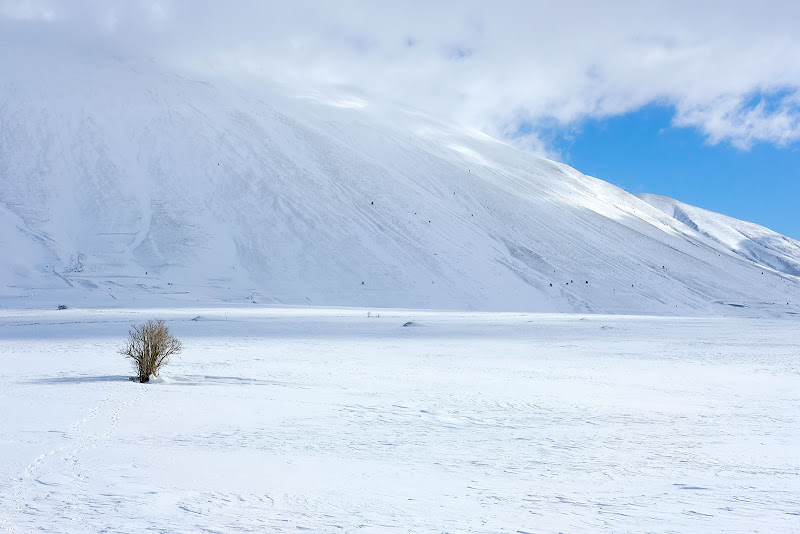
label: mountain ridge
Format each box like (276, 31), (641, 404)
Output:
(2, 49), (800, 315)
(637, 193), (800, 278)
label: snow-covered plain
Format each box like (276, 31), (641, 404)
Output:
(1, 307), (798, 533)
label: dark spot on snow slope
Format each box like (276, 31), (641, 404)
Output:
(684, 510), (714, 517)
(716, 301), (747, 308)
(674, 484), (710, 491)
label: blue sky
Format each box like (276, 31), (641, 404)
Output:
(548, 106), (800, 239)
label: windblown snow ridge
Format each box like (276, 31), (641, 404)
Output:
(637, 193), (800, 278)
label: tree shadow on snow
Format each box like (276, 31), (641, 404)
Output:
(24, 374), (131, 384)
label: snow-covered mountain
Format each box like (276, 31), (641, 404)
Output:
(638, 193), (800, 278)
(2, 47), (800, 315)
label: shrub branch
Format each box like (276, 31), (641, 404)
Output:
(120, 319), (183, 382)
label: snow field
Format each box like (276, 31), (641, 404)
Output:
(1, 307), (799, 532)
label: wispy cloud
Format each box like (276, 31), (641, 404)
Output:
(3, 0), (800, 154)
(674, 91), (800, 149)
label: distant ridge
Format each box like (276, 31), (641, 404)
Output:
(637, 193), (800, 278)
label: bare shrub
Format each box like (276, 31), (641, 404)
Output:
(120, 319), (183, 382)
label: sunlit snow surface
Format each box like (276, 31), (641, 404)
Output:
(1, 307), (798, 532)
(5, 49), (800, 315)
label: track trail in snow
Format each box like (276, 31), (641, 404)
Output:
(1, 380), (146, 534)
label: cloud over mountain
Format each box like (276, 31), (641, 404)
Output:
(3, 0), (800, 152)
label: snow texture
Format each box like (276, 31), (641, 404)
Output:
(3, 31), (800, 534)
(2, 47), (800, 315)
(1, 307), (799, 533)
(638, 193), (800, 277)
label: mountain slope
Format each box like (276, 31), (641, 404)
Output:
(638, 193), (800, 278)
(2, 48), (800, 315)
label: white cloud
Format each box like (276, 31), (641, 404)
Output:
(674, 91), (800, 149)
(0, 0), (55, 20)
(3, 0), (800, 154)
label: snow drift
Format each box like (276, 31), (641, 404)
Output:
(2, 47), (800, 315)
